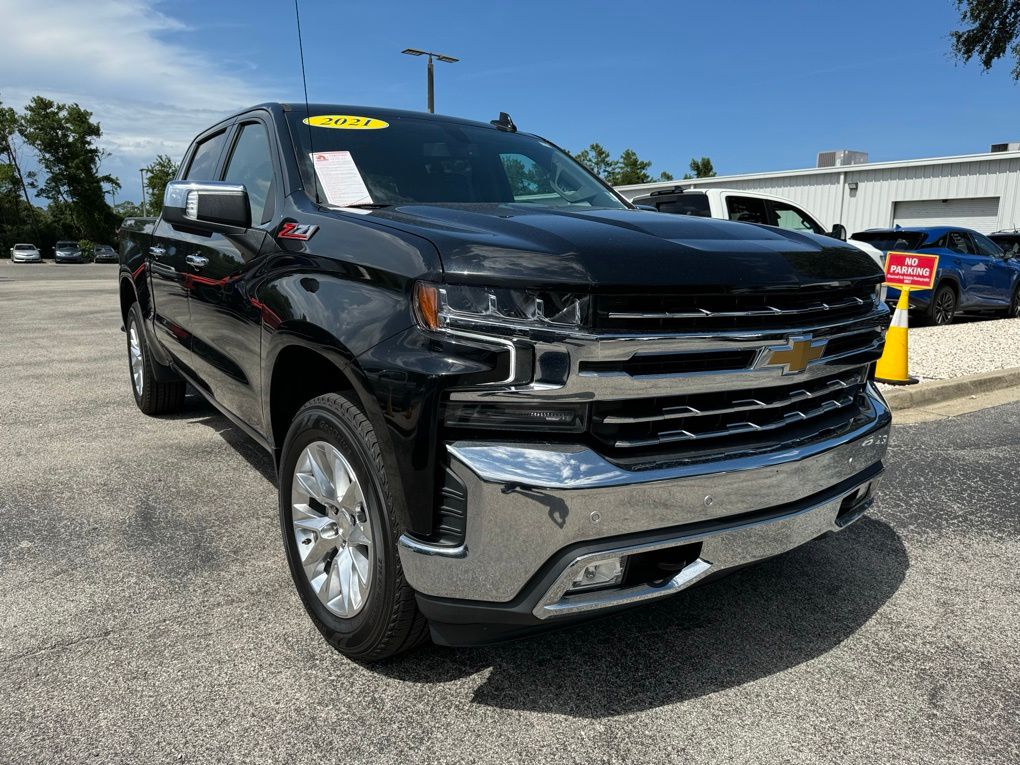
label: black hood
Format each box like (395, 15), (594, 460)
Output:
(360, 204), (883, 290)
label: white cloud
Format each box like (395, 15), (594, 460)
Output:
(0, 0), (273, 199)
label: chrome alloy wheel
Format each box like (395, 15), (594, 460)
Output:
(291, 441), (374, 618)
(128, 324), (144, 396)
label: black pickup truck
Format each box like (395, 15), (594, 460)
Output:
(118, 102), (891, 659)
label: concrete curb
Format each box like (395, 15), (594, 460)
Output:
(882, 366), (1020, 411)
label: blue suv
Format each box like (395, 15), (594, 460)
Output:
(851, 226), (1020, 325)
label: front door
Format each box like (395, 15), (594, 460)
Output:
(970, 231), (1015, 306)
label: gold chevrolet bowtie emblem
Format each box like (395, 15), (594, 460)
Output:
(762, 336), (827, 374)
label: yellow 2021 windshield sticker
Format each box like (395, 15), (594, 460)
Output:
(303, 115), (389, 130)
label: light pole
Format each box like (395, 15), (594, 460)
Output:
(401, 48), (459, 113)
(139, 168), (147, 216)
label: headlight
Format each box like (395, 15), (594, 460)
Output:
(414, 282), (588, 334)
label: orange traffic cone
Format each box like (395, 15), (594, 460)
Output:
(874, 288), (918, 385)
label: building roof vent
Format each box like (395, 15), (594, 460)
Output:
(817, 150), (869, 168)
(990, 142), (1020, 153)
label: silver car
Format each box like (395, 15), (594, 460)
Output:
(54, 240), (83, 263)
(10, 243), (41, 263)
(93, 244), (117, 263)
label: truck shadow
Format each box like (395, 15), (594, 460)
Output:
(164, 390), (278, 485)
(373, 516), (907, 718)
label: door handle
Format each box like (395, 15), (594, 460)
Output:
(148, 245), (167, 259)
(186, 254), (209, 269)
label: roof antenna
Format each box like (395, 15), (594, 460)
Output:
(294, 0), (320, 203)
(490, 112), (516, 132)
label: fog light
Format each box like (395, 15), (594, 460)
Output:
(568, 557), (625, 593)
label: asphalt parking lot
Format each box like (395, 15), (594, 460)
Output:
(1, 262), (1018, 764)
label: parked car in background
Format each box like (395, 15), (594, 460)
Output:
(989, 230), (1020, 257)
(10, 243), (41, 263)
(93, 244), (117, 263)
(54, 240), (84, 263)
(630, 187), (885, 269)
(851, 226), (1020, 324)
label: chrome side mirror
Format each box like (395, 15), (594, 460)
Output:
(163, 181), (250, 233)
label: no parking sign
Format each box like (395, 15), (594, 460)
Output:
(884, 251), (939, 289)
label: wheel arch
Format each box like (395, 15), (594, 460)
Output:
(264, 335), (415, 533)
(119, 274), (137, 325)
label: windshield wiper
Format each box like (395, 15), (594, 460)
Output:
(343, 202), (392, 209)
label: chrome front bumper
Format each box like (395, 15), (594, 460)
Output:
(399, 385), (891, 611)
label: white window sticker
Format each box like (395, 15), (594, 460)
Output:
(310, 151), (373, 207)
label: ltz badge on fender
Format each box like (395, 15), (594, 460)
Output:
(278, 222), (319, 241)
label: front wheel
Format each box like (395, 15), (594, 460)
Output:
(1007, 286), (1020, 319)
(278, 393), (427, 661)
(926, 284), (957, 326)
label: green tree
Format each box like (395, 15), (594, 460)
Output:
(682, 156), (717, 180)
(574, 143), (672, 185)
(0, 98), (34, 217)
(143, 154), (179, 215)
(573, 143), (617, 179)
(19, 96), (119, 241)
(951, 0), (1020, 78)
(611, 149), (654, 185)
(112, 200), (145, 219)
(0, 98), (42, 257)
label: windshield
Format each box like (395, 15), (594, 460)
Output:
(56, 241), (76, 248)
(287, 111), (626, 210)
(13, 244), (35, 250)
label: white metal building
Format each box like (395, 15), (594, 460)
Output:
(615, 149), (1020, 235)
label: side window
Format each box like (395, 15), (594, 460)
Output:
(726, 196), (769, 225)
(946, 231), (974, 255)
(223, 122), (276, 225)
(972, 232), (1004, 259)
(184, 131), (227, 181)
(500, 153), (555, 202)
(770, 201), (823, 233)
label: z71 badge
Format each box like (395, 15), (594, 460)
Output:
(277, 222), (319, 241)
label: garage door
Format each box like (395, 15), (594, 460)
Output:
(892, 197), (1000, 233)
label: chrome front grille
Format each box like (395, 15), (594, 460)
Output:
(595, 282), (879, 333)
(590, 368), (868, 451)
(446, 280), (890, 462)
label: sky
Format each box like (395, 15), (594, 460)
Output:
(2, 0), (1019, 206)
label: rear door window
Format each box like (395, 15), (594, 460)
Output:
(946, 231), (975, 254)
(185, 130), (227, 181)
(726, 196), (769, 225)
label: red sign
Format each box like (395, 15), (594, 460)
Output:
(884, 251), (939, 289)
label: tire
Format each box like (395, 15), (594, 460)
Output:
(1007, 286), (1020, 319)
(926, 284), (957, 326)
(278, 393), (428, 661)
(126, 302), (186, 415)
